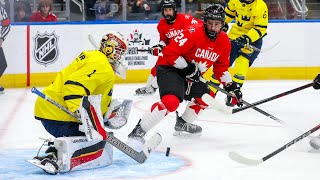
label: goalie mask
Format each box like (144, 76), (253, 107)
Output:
(203, 4), (225, 41)
(100, 32), (128, 79)
(161, 0), (177, 24)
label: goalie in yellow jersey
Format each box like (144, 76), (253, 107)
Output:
(209, 0), (268, 107)
(30, 32), (133, 174)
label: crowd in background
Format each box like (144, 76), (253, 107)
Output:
(0, 0), (317, 22)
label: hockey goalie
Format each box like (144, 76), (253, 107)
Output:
(28, 95), (132, 174)
(28, 31), (133, 174)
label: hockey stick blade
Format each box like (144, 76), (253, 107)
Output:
(201, 93), (233, 115)
(142, 133), (162, 159)
(228, 151), (263, 166)
(107, 132), (161, 163)
(88, 34), (99, 49)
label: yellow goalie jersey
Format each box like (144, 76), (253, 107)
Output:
(225, 0), (268, 42)
(34, 50), (115, 123)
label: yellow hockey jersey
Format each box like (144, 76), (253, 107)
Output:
(34, 50), (115, 123)
(225, 0), (268, 42)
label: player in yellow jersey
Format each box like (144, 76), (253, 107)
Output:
(30, 32), (132, 174)
(222, 0), (268, 106)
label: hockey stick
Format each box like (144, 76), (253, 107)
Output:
(31, 87), (161, 164)
(235, 40), (280, 53)
(88, 34), (99, 49)
(214, 82), (314, 115)
(229, 124), (320, 166)
(201, 79), (289, 125)
(137, 49), (151, 52)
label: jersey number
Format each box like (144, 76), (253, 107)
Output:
(174, 33), (187, 47)
(87, 70), (96, 78)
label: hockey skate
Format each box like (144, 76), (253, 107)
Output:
(27, 146), (60, 174)
(173, 112), (202, 137)
(0, 86), (4, 94)
(127, 122), (147, 151)
(135, 86), (157, 96)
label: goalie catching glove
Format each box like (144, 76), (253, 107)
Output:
(150, 44), (164, 56)
(224, 82), (243, 107)
(104, 98), (132, 129)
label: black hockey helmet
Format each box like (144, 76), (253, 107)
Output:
(161, 0), (177, 24)
(203, 4), (226, 40)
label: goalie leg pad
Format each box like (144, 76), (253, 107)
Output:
(54, 136), (113, 173)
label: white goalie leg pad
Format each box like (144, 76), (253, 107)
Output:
(104, 98), (132, 129)
(181, 98), (207, 124)
(54, 136), (113, 173)
(78, 95), (106, 141)
(140, 102), (168, 132)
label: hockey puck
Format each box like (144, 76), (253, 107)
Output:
(166, 147), (170, 156)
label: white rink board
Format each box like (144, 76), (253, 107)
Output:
(3, 22), (320, 75)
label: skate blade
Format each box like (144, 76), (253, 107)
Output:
(26, 159), (58, 174)
(173, 131), (201, 138)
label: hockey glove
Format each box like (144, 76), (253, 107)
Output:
(181, 63), (202, 83)
(221, 23), (229, 32)
(104, 99), (132, 129)
(150, 44), (164, 56)
(224, 82), (243, 107)
(235, 35), (252, 46)
(313, 73), (320, 90)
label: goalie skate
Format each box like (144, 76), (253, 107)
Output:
(173, 112), (202, 137)
(135, 86), (157, 96)
(26, 157), (60, 175)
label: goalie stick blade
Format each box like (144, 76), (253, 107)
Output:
(201, 93), (233, 115)
(228, 151), (263, 166)
(142, 133), (162, 159)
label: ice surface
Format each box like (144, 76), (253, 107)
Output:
(0, 80), (319, 180)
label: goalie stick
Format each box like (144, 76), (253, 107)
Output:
(229, 124), (320, 166)
(31, 87), (161, 164)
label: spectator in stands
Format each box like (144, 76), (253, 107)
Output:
(29, 0), (58, 22)
(14, 1), (30, 22)
(94, 0), (120, 20)
(129, 0), (151, 20)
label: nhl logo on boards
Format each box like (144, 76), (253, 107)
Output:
(33, 31), (59, 66)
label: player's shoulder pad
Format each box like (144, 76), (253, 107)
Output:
(186, 24), (202, 34)
(254, 0), (268, 12)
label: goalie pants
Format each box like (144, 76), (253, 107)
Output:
(156, 65), (210, 102)
(230, 38), (263, 67)
(40, 119), (85, 138)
